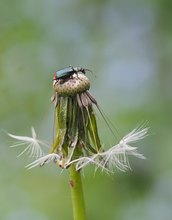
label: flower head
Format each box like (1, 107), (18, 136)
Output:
(50, 73), (102, 168)
(9, 69), (148, 173)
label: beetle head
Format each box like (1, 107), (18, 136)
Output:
(53, 72), (57, 81)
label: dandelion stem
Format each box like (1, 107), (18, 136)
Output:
(69, 164), (87, 220)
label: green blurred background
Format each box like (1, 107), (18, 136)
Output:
(1, 0), (172, 219)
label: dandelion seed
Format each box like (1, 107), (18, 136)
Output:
(68, 127), (148, 172)
(26, 153), (60, 169)
(120, 126), (148, 144)
(8, 127), (45, 158)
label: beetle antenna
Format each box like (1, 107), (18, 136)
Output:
(85, 68), (96, 78)
(85, 68), (93, 74)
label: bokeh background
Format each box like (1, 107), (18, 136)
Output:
(1, 0), (172, 219)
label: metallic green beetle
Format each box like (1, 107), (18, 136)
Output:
(53, 66), (92, 80)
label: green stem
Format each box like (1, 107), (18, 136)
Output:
(69, 164), (87, 220)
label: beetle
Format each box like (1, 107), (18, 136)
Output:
(53, 66), (92, 81)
